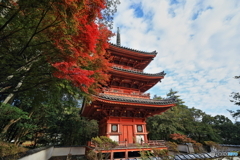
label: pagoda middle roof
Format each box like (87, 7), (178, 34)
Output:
(112, 66), (166, 77)
(110, 43), (157, 55)
(97, 93), (177, 105)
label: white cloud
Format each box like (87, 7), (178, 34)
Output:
(111, 0), (240, 122)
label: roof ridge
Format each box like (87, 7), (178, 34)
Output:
(109, 43), (157, 55)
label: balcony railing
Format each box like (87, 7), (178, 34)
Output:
(112, 65), (142, 73)
(88, 140), (167, 150)
(103, 88), (150, 99)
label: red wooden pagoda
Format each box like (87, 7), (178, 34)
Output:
(81, 29), (176, 159)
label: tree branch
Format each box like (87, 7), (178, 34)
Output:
(17, 5), (52, 56)
(0, 8), (21, 32)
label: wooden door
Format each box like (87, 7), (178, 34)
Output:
(123, 125), (134, 143)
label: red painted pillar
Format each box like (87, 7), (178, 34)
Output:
(110, 151), (114, 160)
(125, 151), (128, 159)
(143, 124), (148, 143)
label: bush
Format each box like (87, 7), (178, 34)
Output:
(0, 141), (28, 159)
(87, 136), (118, 160)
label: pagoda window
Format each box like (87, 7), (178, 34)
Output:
(113, 111), (119, 116)
(110, 110), (114, 116)
(114, 60), (119, 64)
(110, 110), (120, 116)
(137, 125), (143, 132)
(133, 84), (138, 89)
(111, 124), (118, 132)
(112, 81), (119, 86)
(136, 112), (143, 118)
(126, 110), (133, 117)
(122, 83), (130, 88)
(122, 111), (127, 117)
(121, 62), (127, 66)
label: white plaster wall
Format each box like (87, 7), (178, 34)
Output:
(136, 135), (144, 143)
(19, 147), (54, 160)
(51, 147), (85, 156)
(186, 143), (194, 153)
(110, 135), (119, 142)
(224, 157), (240, 160)
(222, 146), (240, 151)
(212, 156), (240, 160)
(177, 144), (188, 153)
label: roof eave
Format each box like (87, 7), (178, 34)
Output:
(109, 43), (158, 56)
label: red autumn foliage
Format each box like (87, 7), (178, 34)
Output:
(169, 133), (196, 144)
(5, 0), (113, 94)
(45, 0), (113, 93)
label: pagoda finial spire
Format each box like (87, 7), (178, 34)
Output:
(116, 27), (121, 46)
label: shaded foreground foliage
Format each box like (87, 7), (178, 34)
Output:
(0, 101), (98, 147)
(0, 141), (28, 158)
(86, 136), (118, 160)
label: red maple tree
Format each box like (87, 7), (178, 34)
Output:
(48, 0), (113, 93)
(169, 133), (196, 144)
(19, 0), (113, 94)
(1, 0), (114, 96)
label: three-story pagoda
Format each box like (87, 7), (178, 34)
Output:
(81, 29), (177, 159)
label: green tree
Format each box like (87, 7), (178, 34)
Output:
(147, 89), (187, 140)
(57, 110), (98, 146)
(147, 89), (222, 143)
(0, 80), (80, 145)
(183, 108), (221, 143)
(147, 105), (189, 140)
(229, 76), (240, 119)
(166, 89), (185, 105)
(0, 103), (29, 137)
(212, 115), (240, 144)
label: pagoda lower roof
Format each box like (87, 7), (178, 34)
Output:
(97, 93), (177, 105)
(112, 66), (166, 77)
(110, 43), (157, 55)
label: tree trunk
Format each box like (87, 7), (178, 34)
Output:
(0, 54), (39, 102)
(33, 132), (38, 148)
(5, 123), (17, 142)
(14, 129), (29, 146)
(1, 118), (21, 135)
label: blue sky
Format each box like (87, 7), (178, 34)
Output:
(110, 0), (240, 121)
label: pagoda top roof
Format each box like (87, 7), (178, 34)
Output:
(97, 93), (177, 105)
(112, 66), (166, 77)
(109, 43), (157, 55)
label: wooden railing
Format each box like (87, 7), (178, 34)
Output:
(88, 140), (166, 149)
(103, 89), (150, 99)
(148, 140), (166, 147)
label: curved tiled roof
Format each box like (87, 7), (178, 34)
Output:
(112, 66), (166, 77)
(110, 43), (157, 55)
(98, 93), (177, 105)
